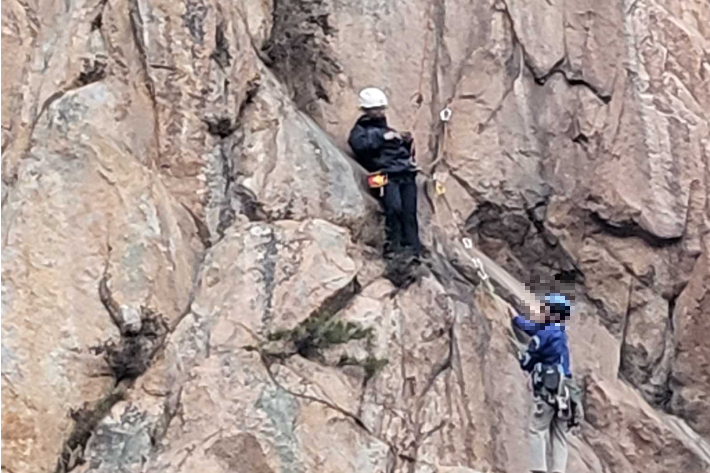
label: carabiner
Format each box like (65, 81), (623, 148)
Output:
(440, 107), (452, 122)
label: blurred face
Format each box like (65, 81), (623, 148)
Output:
(542, 304), (560, 323)
(364, 107), (386, 118)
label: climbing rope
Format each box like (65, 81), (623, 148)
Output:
(462, 239), (489, 280)
(418, 105), (504, 303)
(462, 232), (530, 357)
(414, 105), (452, 194)
(417, 105), (497, 295)
(410, 101), (539, 367)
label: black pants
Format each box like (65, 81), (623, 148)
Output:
(382, 173), (420, 255)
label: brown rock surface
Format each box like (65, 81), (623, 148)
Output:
(1, 80), (200, 472)
(671, 252), (710, 437)
(2, 0), (709, 472)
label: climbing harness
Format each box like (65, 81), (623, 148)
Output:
(532, 363), (564, 404)
(367, 171), (389, 197)
(531, 363), (576, 424)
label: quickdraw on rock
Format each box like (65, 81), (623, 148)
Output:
(431, 107), (453, 195)
(433, 171), (447, 196)
(471, 257), (490, 282)
(460, 237), (495, 293)
(463, 236), (530, 359)
(439, 107), (452, 122)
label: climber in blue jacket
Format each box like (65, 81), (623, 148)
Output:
(513, 293), (572, 378)
(511, 293), (581, 473)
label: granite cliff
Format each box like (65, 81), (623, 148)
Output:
(2, 0), (710, 472)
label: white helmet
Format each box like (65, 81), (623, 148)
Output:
(358, 87), (388, 109)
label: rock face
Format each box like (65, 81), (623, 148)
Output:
(2, 1), (709, 473)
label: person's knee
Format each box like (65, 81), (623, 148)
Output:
(384, 202), (402, 217)
(392, 206), (405, 218)
(528, 417), (549, 435)
(528, 426), (545, 436)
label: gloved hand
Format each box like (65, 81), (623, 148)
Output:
(567, 405), (581, 434)
(384, 131), (401, 140)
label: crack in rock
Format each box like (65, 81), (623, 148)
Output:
(262, 0), (341, 115)
(590, 211), (683, 248)
(54, 271), (174, 471)
(54, 383), (129, 473)
(497, 0), (612, 104)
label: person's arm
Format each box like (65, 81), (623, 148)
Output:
(384, 130), (402, 140)
(348, 125), (386, 155)
(400, 132), (415, 159)
(512, 314), (541, 337)
(519, 330), (549, 372)
(509, 293), (545, 324)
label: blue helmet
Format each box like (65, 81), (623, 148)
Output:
(543, 293), (571, 318)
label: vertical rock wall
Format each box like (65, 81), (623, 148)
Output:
(2, 1), (709, 472)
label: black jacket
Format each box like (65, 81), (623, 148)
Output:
(348, 115), (415, 174)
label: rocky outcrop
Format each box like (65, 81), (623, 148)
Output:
(671, 252), (710, 437)
(1, 77), (200, 472)
(301, 0), (710, 425)
(2, 0), (709, 472)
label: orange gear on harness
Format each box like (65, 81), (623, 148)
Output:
(367, 172), (389, 196)
(367, 172), (388, 188)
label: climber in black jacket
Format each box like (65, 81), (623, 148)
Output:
(348, 87), (421, 259)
